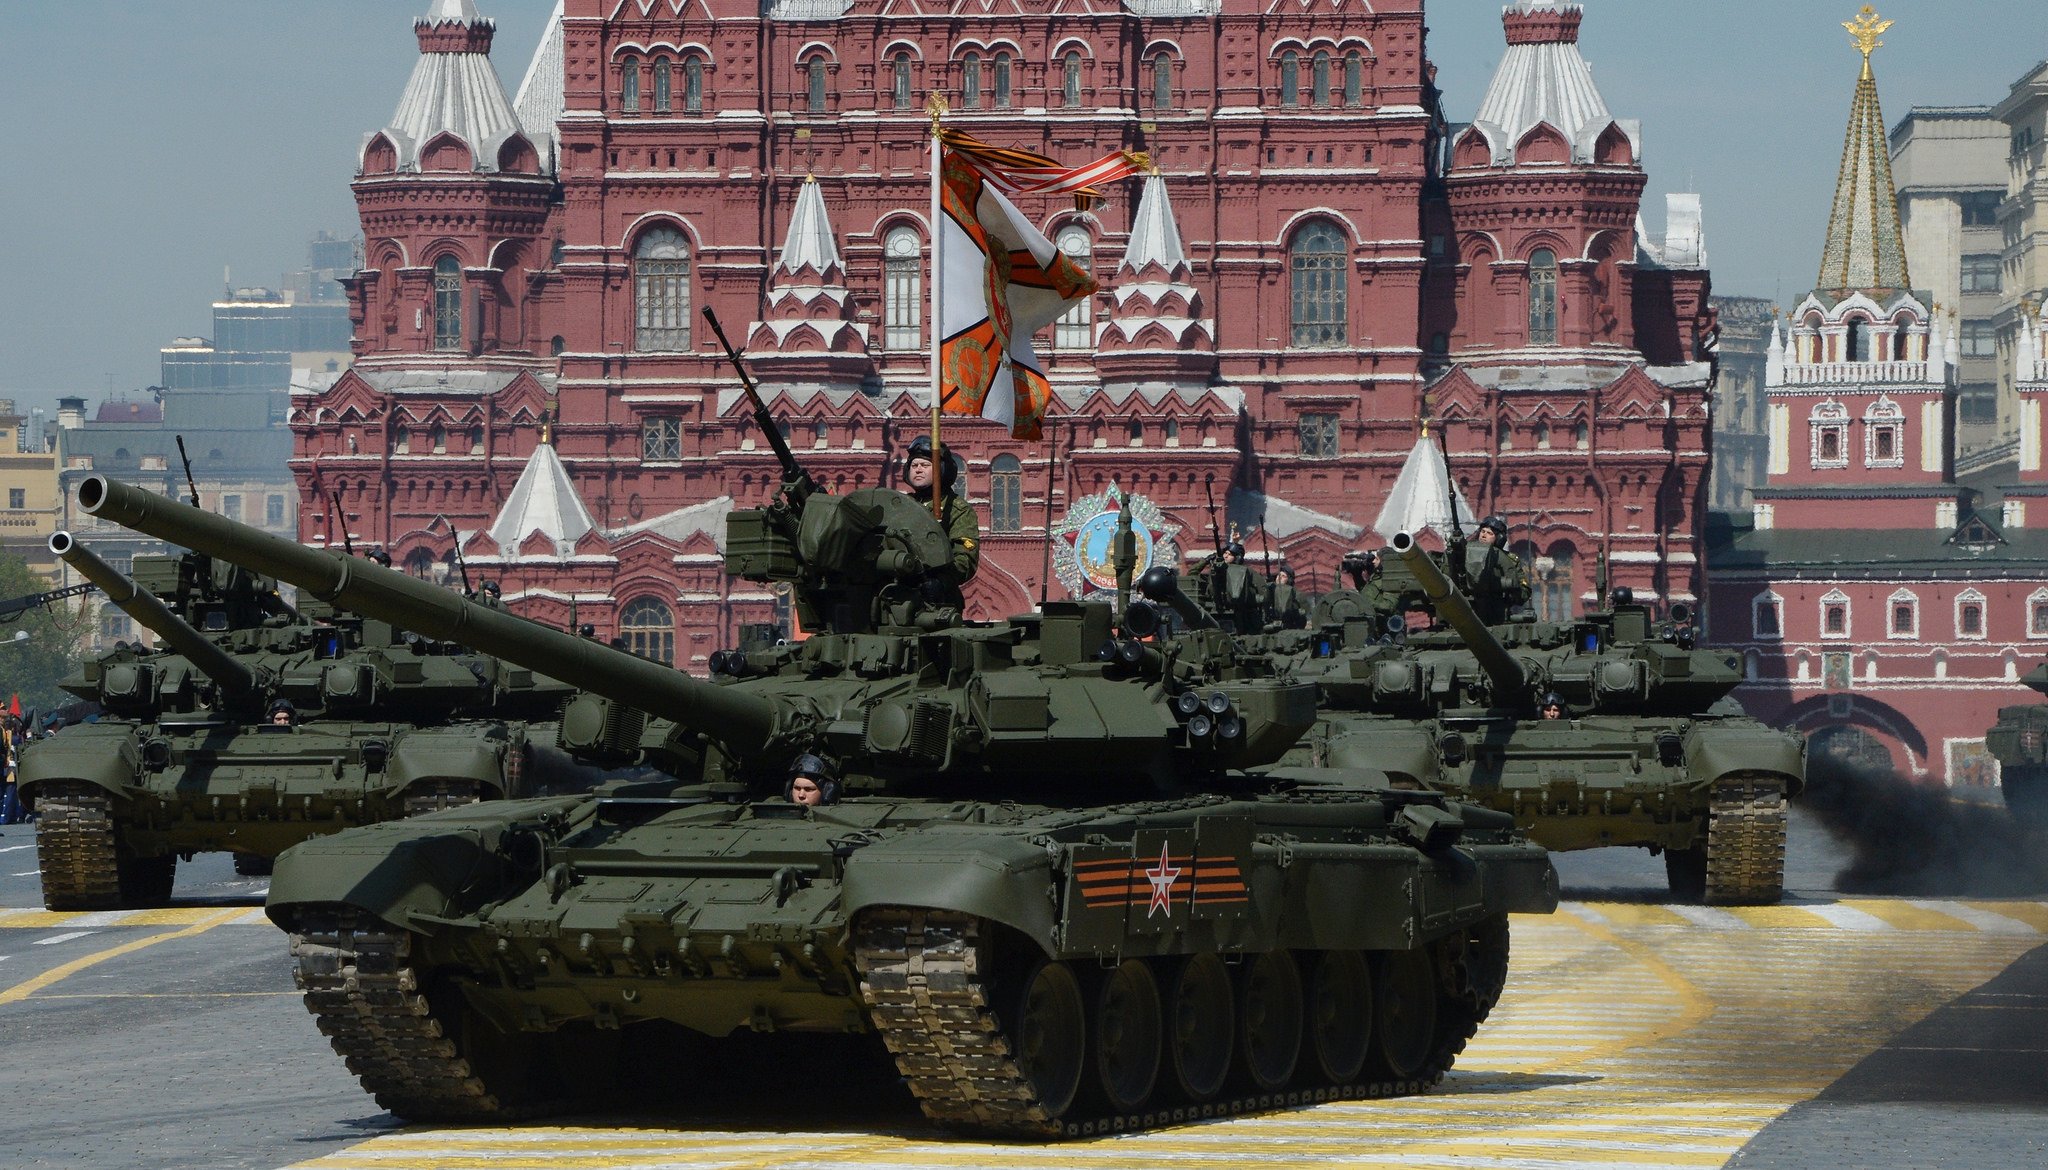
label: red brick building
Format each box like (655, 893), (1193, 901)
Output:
(1708, 18), (2048, 791)
(292, 0), (1715, 667)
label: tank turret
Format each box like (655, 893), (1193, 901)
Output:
(1390, 530), (1526, 702)
(1986, 661), (2048, 826)
(50, 531), (259, 698)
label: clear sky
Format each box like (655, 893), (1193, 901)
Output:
(0, 1), (2041, 415)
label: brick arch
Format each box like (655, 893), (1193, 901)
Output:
(1514, 121), (1569, 165)
(419, 131), (474, 172)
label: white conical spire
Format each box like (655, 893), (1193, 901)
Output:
(1374, 436), (1478, 542)
(367, 0), (523, 174)
(1121, 172), (1187, 274)
(776, 177), (841, 275)
(1765, 316), (1785, 387)
(475, 441), (594, 559)
(421, 0), (485, 24)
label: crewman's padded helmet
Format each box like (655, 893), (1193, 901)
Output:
(480, 580), (503, 598)
(904, 435), (959, 491)
(1539, 691), (1566, 711)
(784, 752), (841, 804)
(1226, 541), (1247, 561)
(365, 548), (393, 567)
(266, 698), (296, 724)
(1478, 515), (1509, 540)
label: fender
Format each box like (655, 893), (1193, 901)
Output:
(1686, 721), (1807, 796)
(840, 833), (1057, 950)
(265, 795), (598, 932)
(16, 724), (142, 802)
(386, 725), (515, 800)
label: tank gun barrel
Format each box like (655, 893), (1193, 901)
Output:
(77, 477), (787, 753)
(1390, 530), (1525, 699)
(50, 530), (258, 695)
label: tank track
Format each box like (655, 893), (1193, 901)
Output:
(854, 908), (1497, 1139)
(1702, 773), (1788, 905)
(35, 781), (124, 910)
(288, 908), (555, 1124)
(403, 780), (482, 818)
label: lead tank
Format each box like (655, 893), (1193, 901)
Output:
(1284, 532), (1806, 904)
(1985, 662), (2048, 827)
(19, 532), (573, 908)
(80, 461), (1557, 1138)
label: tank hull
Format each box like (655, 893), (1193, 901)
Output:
(1308, 713), (1805, 902)
(269, 786), (1556, 1136)
(21, 718), (537, 907)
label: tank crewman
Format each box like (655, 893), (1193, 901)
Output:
(475, 580), (505, 610)
(784, 752), (840, 806)
(1467, 515), (1532, 623)
(903, 435), (980, 608)
(365, 548), (393, 568)
(1268, 568), (1308, 630)
(266, 699), (297, 728)
(1539, 692), (1568, 721)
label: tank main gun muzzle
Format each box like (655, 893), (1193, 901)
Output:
(76, 477), (788, 756)
(50, 530), (258, 697)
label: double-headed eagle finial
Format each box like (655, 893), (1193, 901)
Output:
(1844, 6), (1891, 60)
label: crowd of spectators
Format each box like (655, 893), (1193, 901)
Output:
(0, 713), (30, 825)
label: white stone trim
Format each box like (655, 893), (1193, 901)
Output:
(1886, 587), (1919, 640)
(1955, 587), (1988, 641)
(1819, 588), (1851, 640)
(1752, 589), (1784, 642)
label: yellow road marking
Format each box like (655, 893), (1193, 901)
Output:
(0, 908), (244, 1006)
(1525, 908), (1714, 1072)
(1580, 902), (1688, 927)
(1723, 904), (1839, 929)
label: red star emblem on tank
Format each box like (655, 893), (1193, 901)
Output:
(1144, 843), (1183, 919)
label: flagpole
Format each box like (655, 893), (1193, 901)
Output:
(925, 94), (948, 522)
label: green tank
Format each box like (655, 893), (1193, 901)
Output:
(18, 531), (573, 908)
(1285, 532), (1806, 905)
(78, 468), (1557, 1138)
(1985, 662), (2048, 827)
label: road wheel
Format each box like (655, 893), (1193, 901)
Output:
(1087, 959), (1162, 1114)
(1004, 958), (1087, 1120)
(1235, 950), (1304, 1093)
(1306, 949), (1373, 1084)
(1164, 952), (1234, 1103)
(1371, 947), (1438, 1082)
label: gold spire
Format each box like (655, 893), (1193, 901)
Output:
(1816, 5), (1910, 295)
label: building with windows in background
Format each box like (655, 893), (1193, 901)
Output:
(0, 400), (62, 581)
(1709, 12), (2048, 795)
(289, 0), (1716, 664)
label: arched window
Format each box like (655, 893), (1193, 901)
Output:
(633, 226), (691, 351)
(432, 255), (463, 351)
(1512, 543), (1575, 623)
(393, 426), (410, 455)
(1312, 51), (1331, 108)
(405, 548), (435, 580)
(990, 453), (1022, 533)
(992, 53), (1013, 108)
(683, 57), (704, 113)
(1288, 221), (1347, 348)
(883, 225), (922, 350)
(806, 56), (827, 113)
(470, 426), (485, 455)
(1344, 52), (1363, 106)
(961, 52), (982, 109)
(1846, 317), (1870, 362)
(620, 597), (675, 665)
(891, 53), (912, 111)
(1280, 51), (1299, 106)
(1062, 51), (1082, 107)
(1152, 52), (1172, 110)
(1527, 248), (1558, 345)
(652, 59), (671, 112)
(430, 424), (447, 454)
(1054, 226), (1093, 349)
(621, 56), (640, 112)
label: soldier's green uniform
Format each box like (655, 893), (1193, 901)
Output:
(904, 434), (979, 609)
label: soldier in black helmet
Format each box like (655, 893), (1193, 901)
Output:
(784, 752), (840, 807)
(902, 434), (980, 609)
(1466, 514), (1531, 622)
(365, 548), (393, 568)
(1539, 692), (1568, 720)
(266, 698), (297, 728)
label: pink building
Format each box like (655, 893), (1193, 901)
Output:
(1708, 22), (2048, 791)
(292, 0), (1715, 667)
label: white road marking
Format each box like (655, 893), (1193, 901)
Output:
(1800, 902), (1893, 931)
(0, 843), (38, 854)
(12, 870), (40, 877)
(33, 931), (98, 946)
(1667, 905), (1751, 930)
